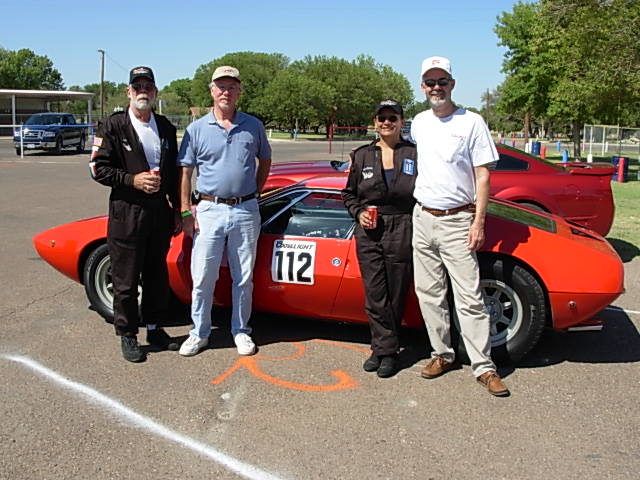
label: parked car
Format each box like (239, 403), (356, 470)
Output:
(13, 112), (86, 155)
(33, 173), (623, 363)
(264, 144), (616, 236)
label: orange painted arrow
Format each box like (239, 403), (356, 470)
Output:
(210, 340), (369, 392)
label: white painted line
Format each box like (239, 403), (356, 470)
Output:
(2, 354), (285, 480)
(605, 306), (640, 315)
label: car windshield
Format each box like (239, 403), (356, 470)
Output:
(25, 115), (63, 125)
(261, 190), (355, 239)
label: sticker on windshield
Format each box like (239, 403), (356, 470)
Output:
(271, 239), (316, 285)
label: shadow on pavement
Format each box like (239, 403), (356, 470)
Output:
(607, 237), (639, 262)
(518, 310), (640, 368)
(164, 302), (639, 374)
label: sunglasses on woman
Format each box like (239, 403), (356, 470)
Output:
(376, 115), (399, 123)
(422, 78), (452, 88)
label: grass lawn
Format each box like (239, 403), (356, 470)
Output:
(608, 181), (640, 261)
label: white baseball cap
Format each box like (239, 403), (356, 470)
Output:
(421, 56), (452, 77)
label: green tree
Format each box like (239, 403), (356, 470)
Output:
(160, 78), (193, 115)
(542, 0), (640, 155)
(494, 1), (550, 142)
(254, 69), (335, 130)
(0, 47), (64, 89)
(291, 55), (413, 132)
(495, 0), (640, 156)
(190, 52), (289, 116)
(66, 81), (127, 117)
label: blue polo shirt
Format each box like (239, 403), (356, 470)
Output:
(178, 111), (272, 198)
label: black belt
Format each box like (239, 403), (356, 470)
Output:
(199, 192), (257, 206)
(418, 202), (475, 217)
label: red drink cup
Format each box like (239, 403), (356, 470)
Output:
(366, 206), (378, 229)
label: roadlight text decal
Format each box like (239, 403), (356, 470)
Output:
(271, 239), (316, 285)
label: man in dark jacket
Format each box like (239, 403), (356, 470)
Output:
(90, 66), (181, 362)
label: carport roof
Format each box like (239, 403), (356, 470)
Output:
(0, 89), (94, 100)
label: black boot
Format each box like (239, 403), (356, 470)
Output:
(377, 355), (398, 378)
(121, 336), (146, 362)
(363, 353), (380, 372)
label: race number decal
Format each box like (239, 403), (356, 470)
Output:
(271, 239), (316, 285)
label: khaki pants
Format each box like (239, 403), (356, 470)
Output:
(412, 204), (495, 377)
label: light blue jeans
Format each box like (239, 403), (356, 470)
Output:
(189, 198), (261, 339)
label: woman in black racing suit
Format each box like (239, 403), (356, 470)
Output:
(342, 100), (417, 378)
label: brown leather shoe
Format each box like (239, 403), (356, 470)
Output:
(421, 355), (454, 379)
(476, 371), (510, 397)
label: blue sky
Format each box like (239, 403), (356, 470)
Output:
(2, 0), (519, 108)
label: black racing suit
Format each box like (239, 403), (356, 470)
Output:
(342, 139), (417, 356)
(90, 108), (179, 337)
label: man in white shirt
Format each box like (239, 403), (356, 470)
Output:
(411, 56), (509, 396)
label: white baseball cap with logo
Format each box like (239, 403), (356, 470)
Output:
(421, 56), (452, 77)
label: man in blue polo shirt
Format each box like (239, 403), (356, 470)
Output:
(177, 65), (272, 357)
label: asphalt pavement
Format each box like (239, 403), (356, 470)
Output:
(1, 138), (638, 480)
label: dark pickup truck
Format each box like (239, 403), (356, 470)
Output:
(14, 113), (86, 155)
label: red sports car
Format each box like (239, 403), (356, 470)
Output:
(33, 174), (624, 363)
(264, 144), (616, 236)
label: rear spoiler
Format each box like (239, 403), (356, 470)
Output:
(562, 162), (615, 176)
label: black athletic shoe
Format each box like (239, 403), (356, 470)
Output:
(377, 355), (398, 378)
(363, 353), (381, 372)
(147, 328), (179, 351)
(121, 336), (146, 363)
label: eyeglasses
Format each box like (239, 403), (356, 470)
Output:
(131, 82), (155, 91)
(376, 115), (399, 123)
(213, 83), (240, 92)
(422, 77), (452, 88)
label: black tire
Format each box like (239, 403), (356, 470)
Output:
(76, 134), (86, 153)
(83, 244), (115, 322)
(53, 136), (63, 155)
(15, 147), (21, 156)
(453, 257), (547, 364)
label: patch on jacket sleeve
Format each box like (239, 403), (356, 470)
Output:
(362, 166), (374, 180)
(403, 158), (415, 175)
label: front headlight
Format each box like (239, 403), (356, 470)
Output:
(43, 131), (56, 137)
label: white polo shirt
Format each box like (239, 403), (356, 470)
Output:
(411, 108), (498, 209)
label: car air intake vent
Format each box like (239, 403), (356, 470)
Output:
(570, 227), (602, 241)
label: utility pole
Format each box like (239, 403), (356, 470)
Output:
(97, 49), (105, 119)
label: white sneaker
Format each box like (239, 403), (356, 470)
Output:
(179, 335), (208, 356)
(234, 333), (255, 355)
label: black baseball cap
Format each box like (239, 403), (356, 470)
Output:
(374, 99), (403, 117)
(129, 66), (155, 84)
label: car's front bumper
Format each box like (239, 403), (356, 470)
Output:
(14, 141), (56, 149)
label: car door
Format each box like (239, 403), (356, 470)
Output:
(252, 189), (355, 320)
(64, 115), (80, 146)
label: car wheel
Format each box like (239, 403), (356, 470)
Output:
(452, 257), (547, 364)
(53, 136), (63, 155)
(77, 135), (86, 153)
(83, 244), (115, 322)
(15, 147), (21, 156)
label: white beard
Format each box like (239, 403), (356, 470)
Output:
(134, 97), (154, 111)
(428, 95), (447, 108)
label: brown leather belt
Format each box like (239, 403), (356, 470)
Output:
(419, 202), (475, 217)
(199, 192), (257, 206)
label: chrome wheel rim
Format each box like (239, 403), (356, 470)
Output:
(482, 279), (524, 347)
(94, 255), (114, 315)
